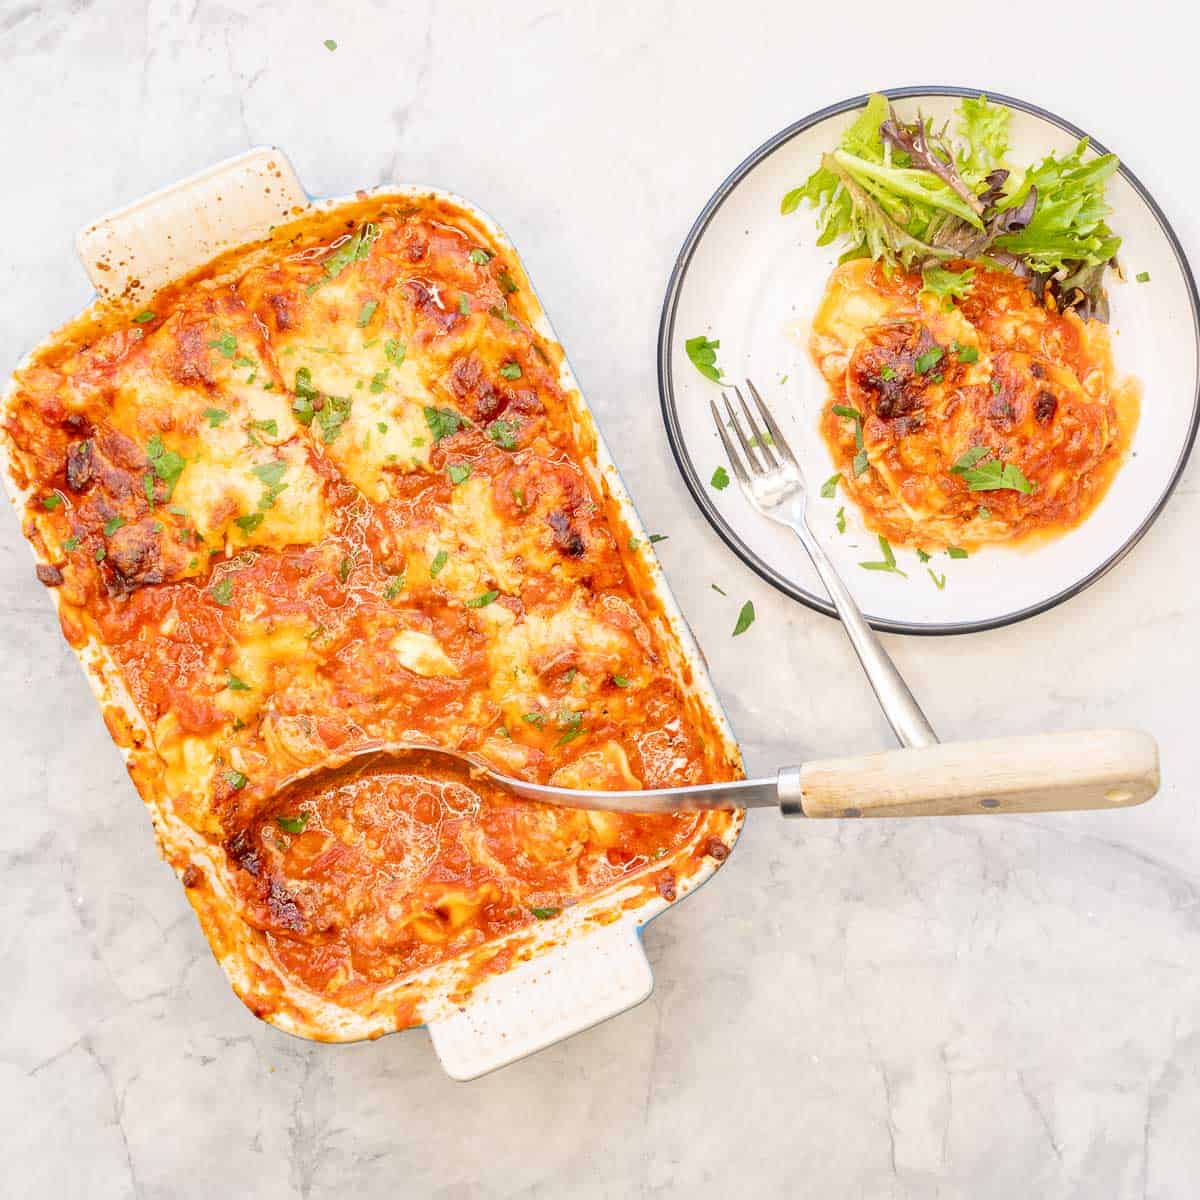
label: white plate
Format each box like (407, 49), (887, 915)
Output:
(658, 87), (1200, 635)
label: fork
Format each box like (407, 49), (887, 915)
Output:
(711, 379), (939, 749)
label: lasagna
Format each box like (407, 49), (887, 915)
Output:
(810, 260), (1139, 548)
(2, 195), (741, 1038)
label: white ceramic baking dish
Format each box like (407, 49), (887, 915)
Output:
(2, 148), (744, 1079)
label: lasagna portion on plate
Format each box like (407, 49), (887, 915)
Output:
(810, 259), (1139, 548)
(2, 196), (739, 1036)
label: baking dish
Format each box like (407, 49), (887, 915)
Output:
(0, 148), (744, 1079)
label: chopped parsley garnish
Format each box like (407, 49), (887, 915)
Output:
(457, 293), (471, 316)
(522, 712), (545, 727)
(466, 589), (499, 608)
(486, 420), (519, 450)
(978, 506), (991, 519)
(835, 506), (846, 534)
(950, 447), (1035, 493)
(94, 546), (106, 562)
(531, 907), (560, 919)
(208, 332), (237, 359)
(63, 535), (81, 551)
(103, 515), (125, 536)
(952, 341), (979, 363)
(859, 535), (907, 576)
(914, 346), (944, 375)
(684, 335), (723, 383)
(488, 302), (520, 330)
(307, 223), (380, 293)
(384, 339), (406, 367)
(133, 310), (156, 324)
(853, 449), (870, 477)
(990, 378), (1002, 395)
(424, 406), (465, 442)
(879, 365), (897, 381)
(498, 270), (518, 294)
(210, 577), (234, 605)
(42, 494), (63, 511)
(369, 370), (389, 393)
(338, 555), (354, 583)
(447, 462), (471, 485)
(916, 548), (931, 562)
(711, 465), (731, 490)
(711, 583), (727, 596)
(251, 460), (287, 487)
(732, 600), (755, 636)
(356, 299), (378, 327)
(377, 422), (388, 433)
(928, 569), (947, 589)
(429, 550), (448, 577)
(277, 812), (310, 833)
(252, 418), (278, 437)
(316, 395), (352, 444)
(383, 575), (405, 600)
(224, 769), (248, 791)
(225, 673), (251, 691)
(556, 711), (584, 746)
(203, 407), (229, 427)
(612, 675), (632, 688)
(323, 38), (337, 51)
(235, 512), (264, 534)
(648, 534), (668, 544)
(1136, 271), (1150, 283)
(145, 435), (185, 500)
(469, 247), (493, 265)
(947, 546), (968, 559)
(499, 361), (522, 380)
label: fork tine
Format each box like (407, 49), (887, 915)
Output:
(744, 378), (798, 467)
(721, 392), (764, 474)
(709, 399), (751, 487)
(734, 385), (780, 470)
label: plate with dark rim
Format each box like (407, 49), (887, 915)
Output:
(658, 86), (1200, 635)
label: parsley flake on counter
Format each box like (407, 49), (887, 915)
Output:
(711, 583), (727, 596)
(916, 548), (931, 562)
(323, 38), (337, 51)
(820, 473), (841, 498)
(648, 534), (668, 544)
(1136, 271), (1150, 283)
(928, 568), (947, 590)
(835, 506), (846, 533)
(684, 335), (723, 383)
(947, 546), (968, 559)
(711, 465), (731, 490)
(859, 535), (907, 576)
(732, 600), (755, 636)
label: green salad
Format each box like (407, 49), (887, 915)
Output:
(782, 94), (1122, 320)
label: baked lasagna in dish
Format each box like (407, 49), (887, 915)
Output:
(811, 259), (1138, 548)
(1, 195), (741, 1039)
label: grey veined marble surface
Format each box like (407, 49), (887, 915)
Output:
(2, 2), (1199, 1197)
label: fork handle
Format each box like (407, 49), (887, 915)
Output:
(790, 521), (939, 748)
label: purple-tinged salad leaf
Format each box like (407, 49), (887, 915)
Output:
(782, 94), (1122, 319)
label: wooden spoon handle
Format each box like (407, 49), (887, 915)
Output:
(794, 729), (1159, 819)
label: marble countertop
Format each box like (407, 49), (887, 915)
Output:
(2, 2), (1198, 1196)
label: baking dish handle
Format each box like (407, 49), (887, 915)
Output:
(425, 919), (653, 1080)
(75, 147), (308, 300)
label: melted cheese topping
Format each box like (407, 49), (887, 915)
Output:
(810, 260), (1139, 548)
(3, 196), (739, 1035)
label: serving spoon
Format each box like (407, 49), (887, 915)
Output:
(267, 729), (1159, 819)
